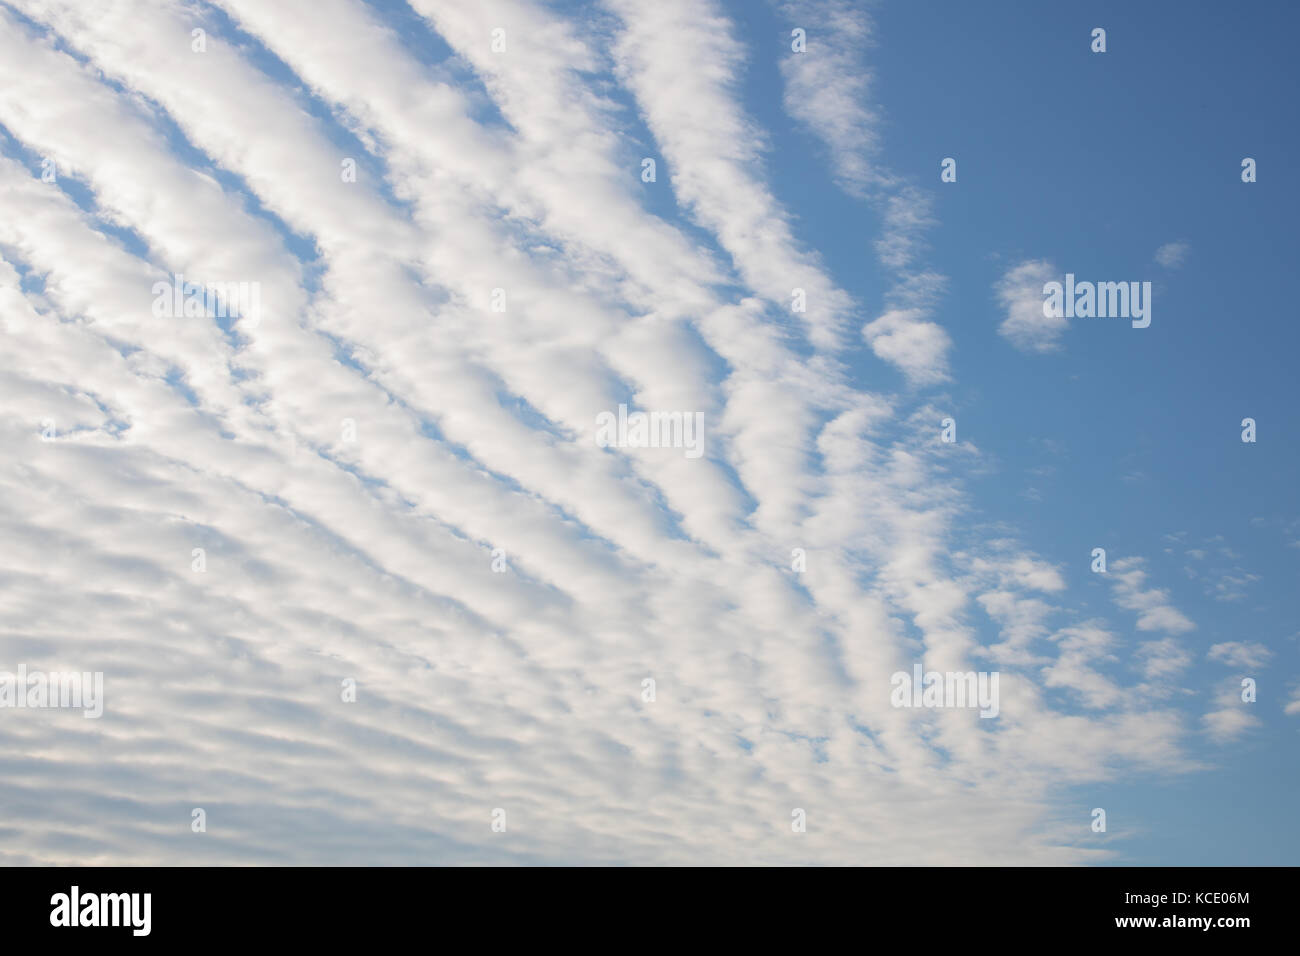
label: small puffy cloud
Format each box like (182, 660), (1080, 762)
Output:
(1155, 241), (1190, 269)
(1207, 641), (1272, 670)
(1286, 685), (1300, 717)
(995, 259), (1066, 353)
(1138, 637), (1193, 681)
(970, 551), (1066, 593)
(1209, 569), (1260, 602)
(862, 308), (951, 385)
(1109, 557), (1195, 635)
(1043, 623), (1124, 709)
(1203, 680), (1260, 743)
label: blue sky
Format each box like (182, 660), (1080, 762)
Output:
(0, 0), (1295, 865)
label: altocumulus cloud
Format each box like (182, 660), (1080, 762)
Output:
(0, 0), (1237, 865)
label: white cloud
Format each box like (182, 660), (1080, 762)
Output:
(604, 0), (853, 351)
(774, 1), (950, 383)
(1042, 623), (1123, 709)
(1285, 685), (1300, 717)
(1207, 641), (1272, 670)
(1137, 637), (1194, 681)
(995, 259), (1066, 353)
(1202, 680), (1260, 744)
(1155, 241), (1190, 269)
(774, 0), (880, 198)
(861, 309), (952, 386)
(1109, 557), (1196, 635)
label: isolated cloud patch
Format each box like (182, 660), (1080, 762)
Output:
(995, 259), (1066, 353)
(1203, 680), (1260, 743)
(1110, 557), (1196, 635)
(862, 308), (951, 385)
(1208, 641), (1271, 670)
(1154, 241), (1190, 269)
